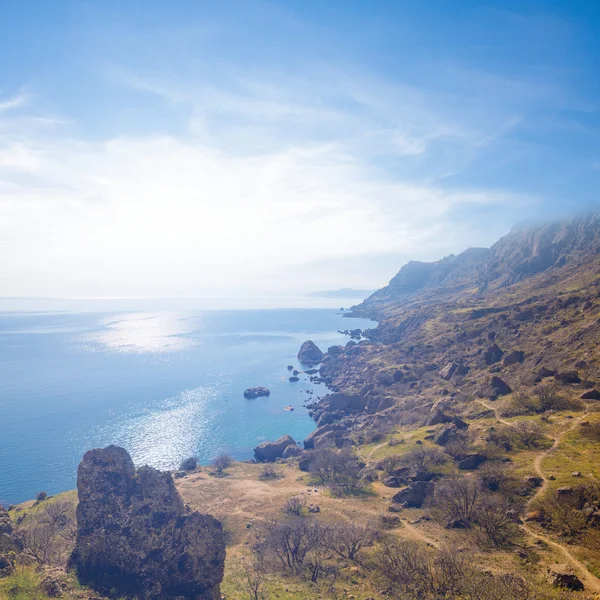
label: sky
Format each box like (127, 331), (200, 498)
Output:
(1, 0), (600, 299)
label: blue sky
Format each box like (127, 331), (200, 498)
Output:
(1, 0), (599, 297)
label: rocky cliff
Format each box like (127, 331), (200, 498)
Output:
(69, 445), (225, 600)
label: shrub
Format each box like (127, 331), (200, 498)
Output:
(179, 456), (198, 472)
(510, 421), (545, 448)
(282, 497), (306, 517)
(259, 464), (281, 481)
(309, 447), (362, 495)
(212, 453), (233, 474)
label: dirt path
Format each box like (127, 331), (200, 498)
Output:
(400, 518), (439, 548)
(476, 399), (511, 425)
(520, 406), (600, 594)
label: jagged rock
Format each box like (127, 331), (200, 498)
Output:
(439, 362), (469, 381)
(243, 386), (270, 399)
(503, 350), (525, 366)
(68, 446), (225, 599)
(254, 435), (296, 462)
(383, 476), (402, 488)
(434, 423), (459, 446)
(282, 444), (303, 459)
(327, 345), (344, 356)
(581, 389), (600, 400)
(39, 568), (69, 598)
(298, 341), (324, 365)
(550, 570), (584, 591)
(484, 344), (504, 365)
(0, 505), (19, 557)
(0, 553), (14, 578)
(556, 370), (581, 384)
(481, 376), (512, 399)
(427, 408), (452, 426)
(298, 451), (315, 472)
(536, 367), (556, 381)
(393, 369), (405, 381)
(391, 481), (434, 508)
(452, 416), (469, 430)
(458, 453), (486, 470)
(304, 424), (345, 449)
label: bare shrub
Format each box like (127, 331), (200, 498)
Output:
(477, 462), (511, 493)
(510, 421), (545, 448)
(434, 476), (480, 525)
(211, 453), (233, 474)
(328, 520), (379, 562)
(283, 497), (306, 517)
(234, 546), (269, 600)
(258, 464), (281, 481)
(473, 494), (518, 547)
(402, 446), (445, 474)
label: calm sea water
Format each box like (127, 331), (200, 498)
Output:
(0, 307), (372, 505)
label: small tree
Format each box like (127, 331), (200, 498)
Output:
(434, 476), (480, 525)
(212, 453), (233, 474)
(235, 546), (269, 600)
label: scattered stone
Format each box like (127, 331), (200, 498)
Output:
(68, 446), (225, 600)
(571, 471), (582, 478)
(298, 340), (324, 365)
(254, 435), (297, 462)
(243, 387), (270, 399)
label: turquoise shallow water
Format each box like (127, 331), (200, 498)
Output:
(0, 308), (373, 505)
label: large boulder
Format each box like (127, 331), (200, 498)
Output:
(254, 435), (296, 462)
(304, 424), (346, 449)
(481, 376), (512, 399)
(458, 453), (486, 470)
(282, 444), (303, 458)
(434, 423), (459, 446)
(439, 362), (469, 381)
(503, 350), (525, 366)
(298, 341), (324, 365)
(581, 389), (600, 400)
(68, 446), (225, 599)
(483, 344), (504, 365)
(327, 345), (344, 356)
(391, 481), (434, 508)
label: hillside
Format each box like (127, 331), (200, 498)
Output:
(3, 212), (600, 600)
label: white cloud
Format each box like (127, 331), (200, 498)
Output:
(0, 70), (535, 298)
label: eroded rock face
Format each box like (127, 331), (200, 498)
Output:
(0, 505), (18, 578)
(69, 446), (225, 599)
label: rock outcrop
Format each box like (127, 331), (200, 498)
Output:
(254, 435), (296, 462)
(0, 505), (18, 578)
(298, 341), (324, 365)
(243, 386), (270, 399)
(69, 446), (225, 599)
(391, 481), (434, 508)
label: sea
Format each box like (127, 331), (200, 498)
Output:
(0, 298), (373, 506)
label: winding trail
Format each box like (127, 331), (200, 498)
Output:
(478, 399), (600, 592)
(521, 405), (600, 594)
